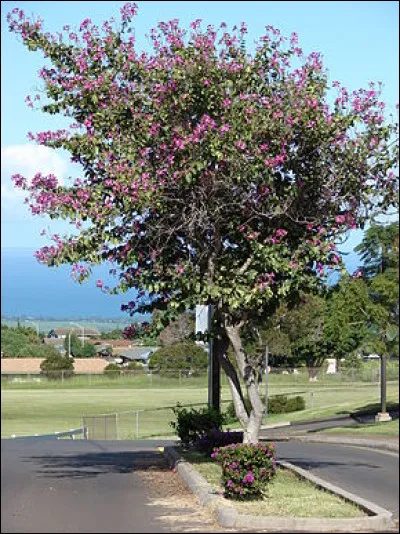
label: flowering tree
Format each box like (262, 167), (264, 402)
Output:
(7, 4), (399, 442)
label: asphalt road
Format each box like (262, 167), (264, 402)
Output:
(1, 437), (399, 533)
(276, 441), (399, 517)
(1, 438), (177, 533)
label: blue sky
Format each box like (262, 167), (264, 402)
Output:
(1, 1), (399, 266)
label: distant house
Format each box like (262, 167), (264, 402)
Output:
(47, 327), (101, 339)
(92, 343), (113, 358)
(113, 347), (159, 366)
(90, 338), (134, 349)
(90, 339), (134, 359)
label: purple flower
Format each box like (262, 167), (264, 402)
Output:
(242, 471), (255, 484)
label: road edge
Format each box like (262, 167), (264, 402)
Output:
(163, 445), (396, 532)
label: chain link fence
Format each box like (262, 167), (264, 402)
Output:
(2, 361), (398, 387)
(82, 414), (118, 440)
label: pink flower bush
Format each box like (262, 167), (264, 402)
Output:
(212, 442), (276, 499)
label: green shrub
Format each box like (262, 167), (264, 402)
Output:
(103, 363), (121, 376)
(212, 442), (277, 499)
(124, 361), (143, 371)
(64, 333), (96, 358)
(225, 394), (305, 422)
(285, 395), (306, 412)
(170, 404), (225, 447)
(40, 354), (74, 380)
(340, 353), (363, 370)
(149, 342), (207, 377)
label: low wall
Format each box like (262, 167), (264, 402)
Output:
(0, 357), (108, 374)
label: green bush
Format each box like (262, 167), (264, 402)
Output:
(64, 333), (96, 358)
(149, 342), (207, 377)
(225, 394), (305, 422)
(40, 354), (74, 380)
(285, 395), (306, 412)
(103, 363), (122, 376)
(170, 404), (225, 447)
(124, 361), (143, 371)
(340, 353), (363, 370)
(1, 325), (60, 358)
(212, 442), (277, 499)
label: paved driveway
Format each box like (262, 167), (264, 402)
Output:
(2, 437), (399, 533)
(1, 438), (177, 533)
(276, 441), (399, 517)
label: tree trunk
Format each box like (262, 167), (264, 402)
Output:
(307, 367), (318, 381)
(225, 324), (264, 443)
(214, 334), (249, 430)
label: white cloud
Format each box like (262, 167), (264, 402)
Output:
(1, 144), (69, 221)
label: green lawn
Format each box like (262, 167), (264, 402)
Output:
(182, 452), (365, 518)
(319, 418), (399, 437)
(1, 381), (398, 439)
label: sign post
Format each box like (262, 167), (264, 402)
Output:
(196, 305), (220, 411)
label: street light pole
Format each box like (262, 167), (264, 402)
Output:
(68, 329), (72, 358)
(375, 349), (392, 422)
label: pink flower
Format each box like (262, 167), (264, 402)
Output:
(264, 158), (274, 168)
(235, 140), (246, 150)
(96, 280), (103, 288)
(242, 471), (255, 484)
(219, 123), (231, 134)
(276, 228), (288, 237)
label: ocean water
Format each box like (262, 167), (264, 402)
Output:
(1, 248), (138, 320)
(1, 247), (360, 321)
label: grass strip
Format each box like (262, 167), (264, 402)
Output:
(319, 418), (399, 437)
(181, 451), (366, 518)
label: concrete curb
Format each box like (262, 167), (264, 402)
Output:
(164, 445), (396, 532)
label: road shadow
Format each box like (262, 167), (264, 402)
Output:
(22, 449), (169, 479)
(280, 457), (382, 470)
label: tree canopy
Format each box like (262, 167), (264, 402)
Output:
(355, 221), (399, 277)
(1, 324), (59, 358)
(7, 3), (399, 442)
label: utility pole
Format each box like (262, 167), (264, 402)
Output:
(70, 322), (85, 346)
(375, 332), (392, 422)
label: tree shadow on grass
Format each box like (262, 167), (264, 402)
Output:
(335, 401), (399, 418)
(22, 449), (169, 479)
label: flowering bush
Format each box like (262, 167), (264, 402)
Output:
(211, 442), (276, 499)
(195, 429), (243, 455)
